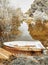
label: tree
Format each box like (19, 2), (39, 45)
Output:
(0, 0), (24, 42)
(28, 0), (48, 16)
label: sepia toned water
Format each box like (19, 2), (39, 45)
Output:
(16, 22), (33, 41)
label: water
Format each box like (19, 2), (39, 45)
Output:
(16, 22), (32, 41)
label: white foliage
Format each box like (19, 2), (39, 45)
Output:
(33, 10), (48, 21)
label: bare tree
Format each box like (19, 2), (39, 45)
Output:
(0, 0), (24, 42)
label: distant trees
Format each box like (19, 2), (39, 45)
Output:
(28, 0), (48, 17)
(0, 0), (24, 42)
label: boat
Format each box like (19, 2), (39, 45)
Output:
(3, 41), (45, 56)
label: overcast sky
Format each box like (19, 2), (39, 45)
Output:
(9, 0), (34, 13)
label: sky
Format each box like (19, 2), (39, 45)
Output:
(9, 0), (34, 13)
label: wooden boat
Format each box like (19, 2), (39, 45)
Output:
(3, 41), (45, 56)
